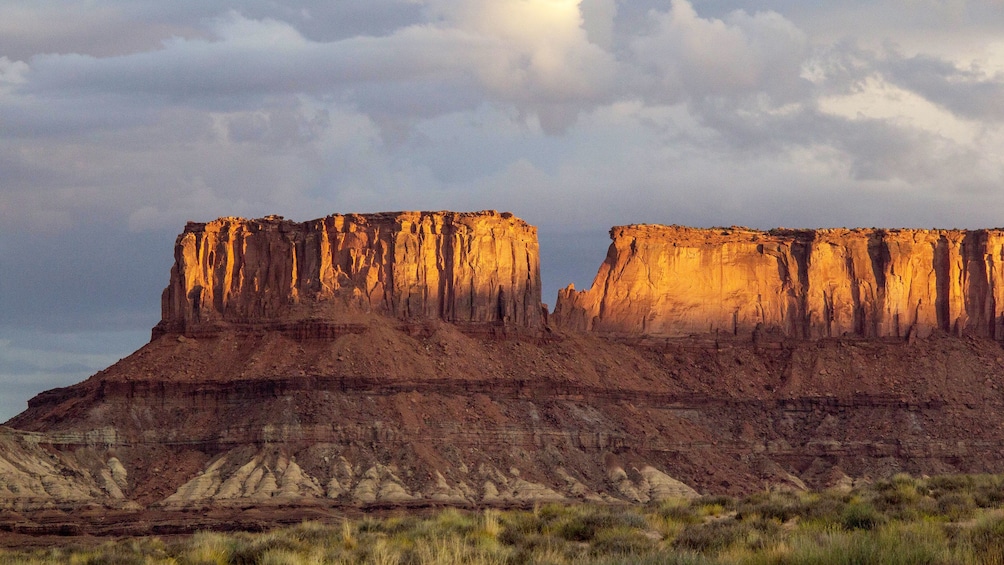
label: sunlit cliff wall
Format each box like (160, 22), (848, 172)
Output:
(553, 225), (1004, 340)
(157, 211), (543, 334)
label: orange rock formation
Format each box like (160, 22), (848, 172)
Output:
(13, 213), (1004, 531)
(157, 210), (543, 335)
(554, 225), (1004, 339)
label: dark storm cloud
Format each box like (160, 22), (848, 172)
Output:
(0, 225), (171, 331)
(0, 327), (149, 423)
(882, 52), (1004, 122)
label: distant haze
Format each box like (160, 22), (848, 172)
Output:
(3, 0), (1004, 421)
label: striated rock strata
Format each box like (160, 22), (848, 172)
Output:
(554, 225), (1004, 339)
(156, 210), (543, 336)
(8, 214), (1004, 537)
(8, 319), (1004, 529)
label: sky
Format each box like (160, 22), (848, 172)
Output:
(2, 0), (1004, 421)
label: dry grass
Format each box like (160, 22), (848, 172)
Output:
(6, 473), (1004, 564)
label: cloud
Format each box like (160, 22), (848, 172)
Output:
(423, 0), (617, 103)
(4, 0), (1004, 418)
(631, 1), (808, 103)
(16, 6), (614, 127)
(1, 0), (1002, 239)
(881, 51), (1004, 122)
(0, 329), (147, 422)
(579, 0), (617, 49)
(0, 57), (28, 93)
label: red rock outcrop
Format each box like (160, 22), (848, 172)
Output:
(554, 225), (1004, 339)
(11, 215), (1004, 537)
(156, 211), (543, 336)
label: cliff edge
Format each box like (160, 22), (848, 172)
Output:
(553, 225), (1004, 339)
(155, 210), (543, 336)
(9, 215), (1004, 534)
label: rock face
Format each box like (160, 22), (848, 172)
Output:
(554, 225), (1004, 339)
(9, 214), (1004, 536)
(156, 210), (543, 336)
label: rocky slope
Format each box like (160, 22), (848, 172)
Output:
(9, 319), (1004, 522)
(5, 215), (1004, 537)
(554, 225), (1004, 339)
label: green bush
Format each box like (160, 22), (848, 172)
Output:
(694, 495), (737, 512)
(799, 491), (849, 524)
(971, 476), (1004, 508)
(657, 500), (701, 524)
(673, 519), (752, 553)
(840, 501), (885, 531)
(589, 526), (658, 556)
(936, 491), (977, 521)
(498, 510), (544, 546)
(14, 475), (1004, 565)
(963, 514), (1004, 563)
(737, 490), (804, 522)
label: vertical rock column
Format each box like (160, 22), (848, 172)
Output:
(156, 211), (543, 336)
(554, 226), (1004, 340)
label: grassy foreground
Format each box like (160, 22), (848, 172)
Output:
(5, 473), (1004, 564)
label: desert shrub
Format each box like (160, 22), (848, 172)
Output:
(228, 533), (304, 565)
(498, 509), (544, 546)
(745, 517), (783, 551)
(536, 502), (572, 523)
(589, 526), (658, 556)
(935, 491), (977, 521)
(694, 495), (737, 512)
(924, 474), (1004, 512)
(360, 537), (403, 565)
(673, 519), (752, 553)
(180, 530), (232, 564)
(840, 501), (885, 531)
(926, 474), (975, 494)
(782, 530), (884, 565)
(357, 516), (384, 534)
(591, 553), (717, 565)
(872, 474), (927, 519)
(282, 521), (334, 546)
(18, 484), (1004, 565)
(970, 475), (1004, 508)
(961, 514), (1004, 565)
(780, 526), (947, 565)
(657, 500), (701, 524)
(737, 490), (804, 522)
(557, 513), (609, 542)
(507, 534), (580, 565)
(67, 553), (150, 565)
(799, 491), (849, 524)
(542, 506), (646, 548)
(431, 508), (477, 536)
(257, 548), (317, 565)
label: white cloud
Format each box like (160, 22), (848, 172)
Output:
(631, 0), (808, 102)
(4, 2), (1004, 411)
(818, 75), (981, 144)
(2, 0), (1002, 236)
(0, 328), (148, 422)
(579, 0), (617, 49)
(0, 57), (28, 94)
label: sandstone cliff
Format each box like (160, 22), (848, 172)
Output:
(156, 211), (543, 335)
(12, 215), (1004, 536)
(553, 225), (1004, 339)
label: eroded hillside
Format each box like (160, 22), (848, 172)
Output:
(4, 213), (1004, 537)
